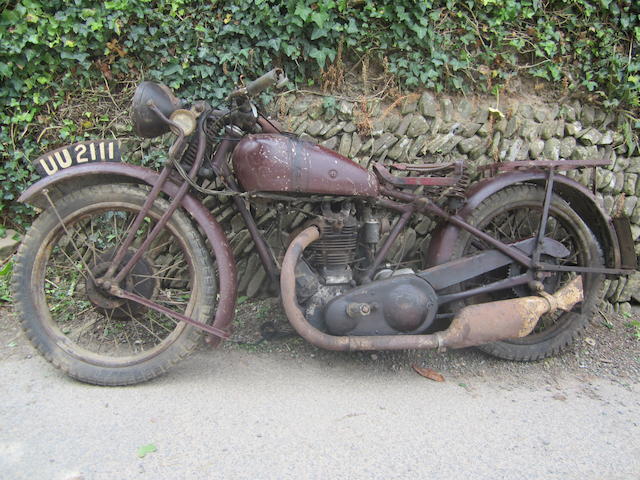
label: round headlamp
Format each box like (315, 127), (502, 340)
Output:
(131, 81), (182, 138)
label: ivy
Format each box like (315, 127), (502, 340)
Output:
(1, 0), (639, 226)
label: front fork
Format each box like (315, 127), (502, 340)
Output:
(90, 107), (229, 339)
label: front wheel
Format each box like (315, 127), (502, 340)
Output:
(13, 184), (216, 385)
(449, 184), (605, 361)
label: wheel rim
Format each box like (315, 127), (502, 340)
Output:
(33, 201), (199, 366)
(461, 201), (589, 343)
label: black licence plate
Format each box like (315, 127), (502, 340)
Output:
(34, 140), (121, 177)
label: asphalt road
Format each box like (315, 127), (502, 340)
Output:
(1, 343), (639, 480)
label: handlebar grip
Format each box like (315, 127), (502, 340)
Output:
(245, 68), (286, 96)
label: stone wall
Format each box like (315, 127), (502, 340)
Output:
(227, 92), (639, 311)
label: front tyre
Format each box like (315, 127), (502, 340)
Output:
(13, 184), (216, 385)
(450, 184), (605, 361)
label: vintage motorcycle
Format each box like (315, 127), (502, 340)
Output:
(13, 68), (637, 385)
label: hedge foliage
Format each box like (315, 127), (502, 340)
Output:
(1, 0), (639, 226)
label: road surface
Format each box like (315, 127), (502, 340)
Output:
(1, 340), (638, 480)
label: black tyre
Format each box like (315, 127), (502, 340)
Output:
(449, 184), (604, 361)
(13, 184), (216, 385)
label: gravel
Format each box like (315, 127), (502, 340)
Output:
(225, 298), (640, 386)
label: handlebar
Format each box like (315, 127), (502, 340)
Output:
(228, 68), (288, 99)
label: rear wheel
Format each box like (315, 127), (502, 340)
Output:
(13, 184), (216, 385)
(449, 184), (604, 361)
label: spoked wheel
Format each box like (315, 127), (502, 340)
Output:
(13, 184), (216, 385)
(449, 184), (605, 361)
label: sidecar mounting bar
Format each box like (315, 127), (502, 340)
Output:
(109, 287), (230, 339)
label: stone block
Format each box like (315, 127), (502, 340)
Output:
(458, 136), (483, 154)
(419, 92), (438, 117)
(462, 122), (481, 138)
(440, 98), (454, 122)
(560, 137), (576, 159)
(338, 134), (352, 157)
(350, 133), (362, 158)
(337, 100), (354, 120)
(373, 133), (398, 154)
(306, 120), (324, 136)
(521, 120), (540, 141)
(458, 99), (474, 118)
(387, 137), (412, 160)
(320, 137), (338, 150)
(540, 121), (556, 140)
(529, 139), (545, 159)
(0, 230), (20, 259)
(407, 115), (430, 138)
(384, 113), (402, 131)
(624, 173), (638, 196)
(343, 122), (357, 133)
(505, 115), (520, 138)
(506, 139), (523, 162)
(323, 121), (345, 138)
(395, 114), (413, 136)
(565, 122), (583, 136)
(543, 138), (561, 161)
(578, 128), (602, 146)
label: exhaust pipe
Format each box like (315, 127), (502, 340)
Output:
(281, 227), (584, 352)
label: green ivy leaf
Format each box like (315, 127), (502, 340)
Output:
(137, 444), (157, 458)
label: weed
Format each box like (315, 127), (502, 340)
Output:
(0, 260), (13, 303)
(624, 319), (640, 340)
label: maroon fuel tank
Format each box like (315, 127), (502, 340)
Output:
(231, 134), (379, 196)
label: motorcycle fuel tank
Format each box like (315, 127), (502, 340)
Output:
(231, 134), (379, 197)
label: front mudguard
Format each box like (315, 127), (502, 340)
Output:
(425, 171), (622, 269)
(19, 163), (238, 340)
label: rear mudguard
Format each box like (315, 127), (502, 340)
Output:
(425, 171), (622, 269)
(18, 162), (238, 339)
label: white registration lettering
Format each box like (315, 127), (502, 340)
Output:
(55, 150), (72, 169)
(62, 148), (73, 167)
(89, 142), (96, 161)
(40, 156), (59, 175)
(108, 141), (114, 160)
(75, 144), (88, 163)
(99, 142), (106, 160)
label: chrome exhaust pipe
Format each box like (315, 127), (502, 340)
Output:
(281, 227), (584, 352)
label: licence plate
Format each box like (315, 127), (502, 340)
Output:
(34, 140), (121, 177)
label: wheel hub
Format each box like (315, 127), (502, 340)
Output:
(85, 250), (157, 317)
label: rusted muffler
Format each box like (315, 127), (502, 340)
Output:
(281, 226), (584, 352)
(434, 276), (583, 349)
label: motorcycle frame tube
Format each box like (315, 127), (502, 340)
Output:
(380, 185), (534, 268)
(18, 162), (238, 341)
(211, 137), (281, 286)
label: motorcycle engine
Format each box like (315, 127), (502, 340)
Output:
(295, 201), (438, 336)
(295, 202), (358, 330)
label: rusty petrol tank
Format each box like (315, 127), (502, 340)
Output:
(231, 134), (379, 196)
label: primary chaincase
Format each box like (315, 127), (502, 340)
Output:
(322, 275), (438, 336)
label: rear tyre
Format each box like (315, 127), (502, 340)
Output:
(449, 184), (605, 361)
(13, 184), (216, 385)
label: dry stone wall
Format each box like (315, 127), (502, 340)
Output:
(227, 92), (639, 312)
